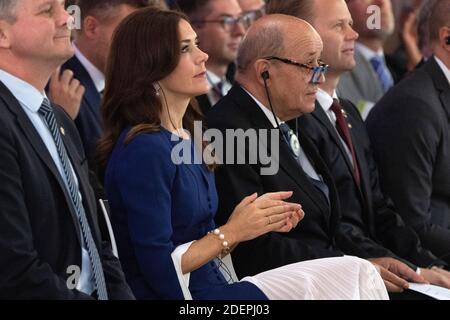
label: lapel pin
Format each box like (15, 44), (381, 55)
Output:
(348, 124), (352, 129)
(60, 127), (65, 136)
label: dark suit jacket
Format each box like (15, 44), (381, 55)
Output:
(61, 56), (102, 168)
(297, 99), (444, 268)
(207, 85), (343, 278)
(0, 81), (133, 299)
(196, 94), (212, 115)
(367, 57), (450, 265)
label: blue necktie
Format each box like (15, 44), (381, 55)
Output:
(370, 56), (394, 93)
(279, 123), (330, 204)
(39, 98), (108, 300)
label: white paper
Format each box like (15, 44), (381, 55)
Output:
(408, 283), (450, 300)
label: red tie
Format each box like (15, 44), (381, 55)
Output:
(330, 99), (361, 186)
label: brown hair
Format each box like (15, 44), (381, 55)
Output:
(97, 8), (207, 173)
(75, 0), (151, 22)
(170, 0), (213, 21)
(428, 0), (450, 43)
(266, 0), (315, 23)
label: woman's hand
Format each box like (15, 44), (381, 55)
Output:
(223, 191), (304, 245)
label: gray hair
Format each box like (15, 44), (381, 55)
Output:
(237, 24), (284, 73)
(0, 0), (17, 23)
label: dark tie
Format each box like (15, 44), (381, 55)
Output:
(38, 98), (108, 300)
(330, 99), (361, 186)
(279, 123), (330, 204)
(370, 56), (394, 92)
(213, 81), (224, 100)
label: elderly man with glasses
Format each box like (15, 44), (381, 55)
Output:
(205, 14), (361, 280)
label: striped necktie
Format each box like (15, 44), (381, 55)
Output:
(38, 98), (108, 300)
(370, 56), (394, 93)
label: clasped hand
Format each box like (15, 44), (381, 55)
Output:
(226, 191), (304, 244)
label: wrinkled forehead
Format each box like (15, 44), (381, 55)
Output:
(283, 28), (323, 60)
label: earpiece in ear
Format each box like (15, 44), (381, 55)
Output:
(261, 70), (270, 80)
(446, 36), (450, 45)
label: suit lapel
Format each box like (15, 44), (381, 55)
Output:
(229, 85), (331, 214)
(339, 100), (369, 193)
(64, 56), (101, 125)
(312, 101), (355, 178)
(440, 89), (450, 121)
(426, 57), (450, 121)
(297, 130), (340, 229)
(340, 99), (378, 234)
(0, 83), (82, 244)
(59, 115), (96, 232)
(354, 50), (384, 99)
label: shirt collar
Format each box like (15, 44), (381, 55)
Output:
(206, 69), (232, 91)
(316, 88), (338, 113)
(434, 56), (450, 86)
(0, 69), (46, 113)
(73, 42), (105, 93)
(355, 42), (384, 62)
(242, 86), (281, 128)
(206, 70), (222, 86)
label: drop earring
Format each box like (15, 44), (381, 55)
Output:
(153, 82), (161, 96)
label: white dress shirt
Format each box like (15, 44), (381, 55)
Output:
(73, 43), (105, 93)
(242, 87), (321, 180)
(0, 69), (94, 295)
(206, 70), (232, 106)
(434, 56), (450, 86)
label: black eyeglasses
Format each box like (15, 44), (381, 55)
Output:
(263, 56), (329, 84)
(191, 15), (252, 32)
(243, 5), (266, 24)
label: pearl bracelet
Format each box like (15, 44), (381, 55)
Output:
(209, 228), (231, 256)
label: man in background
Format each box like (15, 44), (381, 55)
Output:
(337, 0), (395, 119)
(49, 0), (149, 169)
(367, 0), (450, 269)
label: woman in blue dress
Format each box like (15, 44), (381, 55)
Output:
(98, 8), (388, 300)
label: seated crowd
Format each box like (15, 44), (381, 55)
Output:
(0, 0), (449, 300)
